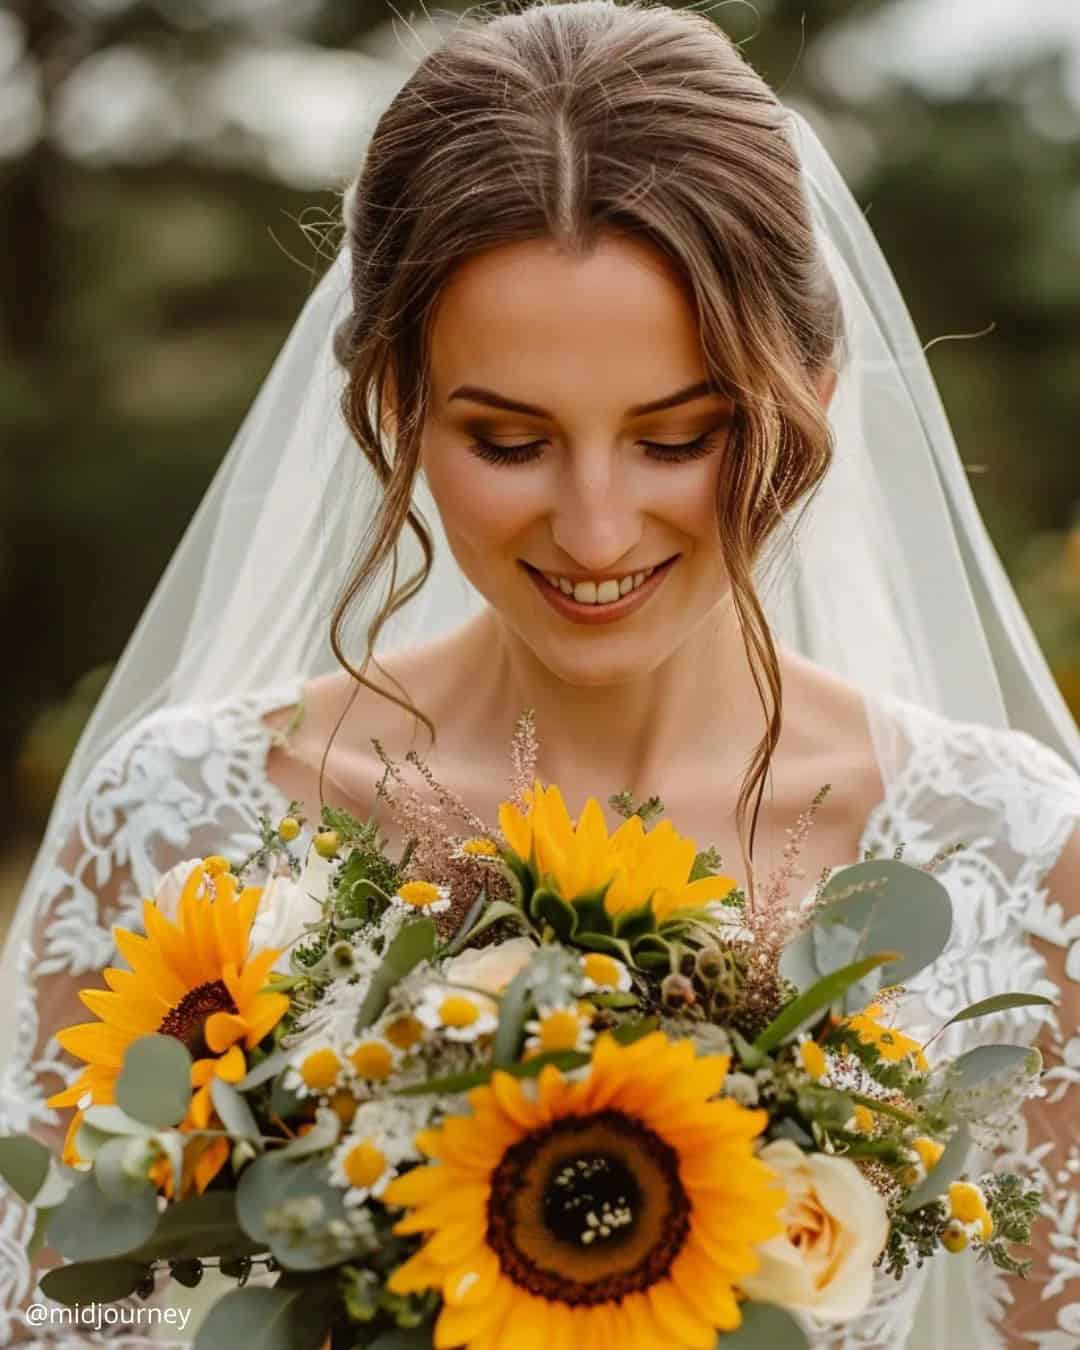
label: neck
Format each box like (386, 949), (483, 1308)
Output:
(460, 598), (770, 800)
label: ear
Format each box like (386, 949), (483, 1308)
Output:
(815, 364), (838, 412)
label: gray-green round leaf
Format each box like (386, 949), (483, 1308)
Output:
(40, 1259), (151, 1307)
(46, 1173), (159, 1261)
(115, 1035), (193, 1128)
(720, 1301), (810, 1347)
(193, 1284), (335, 1350)
(0, 1134), (50, 1205)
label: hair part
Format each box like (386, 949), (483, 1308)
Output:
(328, 0), (844, 879)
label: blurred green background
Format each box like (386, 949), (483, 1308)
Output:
(2, 0), (1079, 932)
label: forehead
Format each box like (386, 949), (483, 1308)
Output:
(427, 233), (708, 402)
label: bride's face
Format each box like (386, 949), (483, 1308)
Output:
(418, 232), (738, 686)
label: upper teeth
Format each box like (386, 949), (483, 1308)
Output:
(541, 566), (657, 605)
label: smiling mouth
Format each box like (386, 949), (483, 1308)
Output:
(521, 554), (681, 623)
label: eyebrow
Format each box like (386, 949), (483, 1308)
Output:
(446, 379), (728, 418)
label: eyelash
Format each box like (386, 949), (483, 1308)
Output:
(467, 431), (722, 467)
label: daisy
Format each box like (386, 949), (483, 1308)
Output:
(577, 951), (632, 995)
(524, 1003), (595, 1058)
(415, 985), (498, 1042)
(391, 880), (451, 915)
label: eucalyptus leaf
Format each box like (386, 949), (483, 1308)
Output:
(276, 1107), (340, 1160)
(115, 1035), (193, 1128)
(127, 1190), (266, 1262)
(754, 953), (900, 1054)
(492, 962), (536, 1067)
(237, 1048), (292, 1092)
(354, 918), (437, 1031)
(94, 1136), (154, 1204)
(235, 1153), (357, 1271)
(35, 1158), (77, 1210)
(211, 1079), (264, 1147)
(717, 1301), (810, 1347)
(900, 1125), (973, 1213)
(366, 1325), (436, 1349)
(73, 1119), (114, 1165)
(46, 1172), (159, 1262)
(83, 1104), (155, 1136)
(40, 1258), (151, 1307)
(193, 1282), (336, 1350)
(0, 1133), (50, 1205)
(941, 993), (1055, 1029)
(783, 861), (953, 996)
(942, 1044), (1036, 1093)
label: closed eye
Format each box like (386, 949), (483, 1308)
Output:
(468, 430), (725, 467)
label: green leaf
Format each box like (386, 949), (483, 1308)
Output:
(93, 1137), (155, 1204)
(211, 1079), (264, 1147)
(0, 1134), (50, 1205)
(276, 1107), (340, 1160)
(194, 1282), (337, 1350)
(39, 1259), (151, 1307)
(127, 1190), (267, 1262)
(444, 887), (490, 957)
(900, 1125), (973, 1213)
(367, 1326), (436, 1349)
(753, 953), (900, 1054)
(530, 888), (577, 941)
(115, 1035), (193, 1128)
(730, 1029), (767, 1070)
(83, 1104), (154, 1136)
(444, 898), (527, 955)
(236, 1048), (292, 1092)
(235, 1153), (356, 1271)
(612, 900), (657, 941)
(493, 961), (536, 1067)
(46, 1173), (159, 1262)
(785, 861), (953, 996)
(569, 885), (613, 935)
(717, 1301), (810, 1347)
(941, 993), (1055, 1029)
(354, 918), (437, 1032)
(943, 1044), (1037, 1094)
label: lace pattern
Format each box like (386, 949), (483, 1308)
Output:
(1, 687), (1076, 1348)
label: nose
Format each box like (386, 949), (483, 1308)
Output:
(549, 445), (643, 572)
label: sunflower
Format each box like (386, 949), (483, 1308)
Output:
(499, 780), (736, 926)
(47, 857), (290, 1193)
(383, 1030), (784, 1350)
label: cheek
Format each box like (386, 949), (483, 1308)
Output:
(422, 440), (542, 558)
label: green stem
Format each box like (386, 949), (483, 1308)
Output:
(849, 1091), (922, 1127)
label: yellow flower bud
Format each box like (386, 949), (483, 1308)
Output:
(913, 1137), (945, 1170)
(942, 1219), (969, 1253)
(314, 829), (341, 859)
(278, 815), (301, 842)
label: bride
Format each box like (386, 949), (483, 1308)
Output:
(1, 2), (1077, 1346)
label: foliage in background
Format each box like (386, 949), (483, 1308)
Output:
(2, 0), (1078, 842)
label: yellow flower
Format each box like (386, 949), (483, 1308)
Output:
(798, 1038), (827, 1081)
(383, 1030), (784, 1350)
(851, 1105), (876, 1134)
(913, 1137), (945, 1170)
(949, 1182), (993, 1240)
(498, 779), (737, 923)
(47, 858), (290, 1194)
(842, 1004), (929, 1071)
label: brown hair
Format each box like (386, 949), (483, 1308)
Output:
(328, 0), (844, 875)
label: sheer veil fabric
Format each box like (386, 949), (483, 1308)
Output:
(2, 94), (1077, 1348)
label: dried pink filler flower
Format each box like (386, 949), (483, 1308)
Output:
(370, 738), (511, 940)
(509, 708), (539, 812)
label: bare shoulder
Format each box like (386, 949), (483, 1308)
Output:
(774, 647), (886, 820)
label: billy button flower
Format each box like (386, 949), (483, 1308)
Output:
(942, 1182), (994, 1253)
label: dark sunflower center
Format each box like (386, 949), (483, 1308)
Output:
(158, 980), (237, 1058)
(487, 1109), (690, 1306)
(543, 1152), (642, 1248)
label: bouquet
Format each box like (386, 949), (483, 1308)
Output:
(0, 713), (1049, 1350)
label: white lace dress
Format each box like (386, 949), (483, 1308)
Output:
(1, 683), (1077, 1349)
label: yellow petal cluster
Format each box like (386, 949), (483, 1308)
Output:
(498, 780), (736, 923)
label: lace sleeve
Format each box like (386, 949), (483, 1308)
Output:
(0, 692), (293, 1346)
(1002, 811), (1080, 1349)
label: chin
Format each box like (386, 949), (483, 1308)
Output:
(522, 629), (680, 688)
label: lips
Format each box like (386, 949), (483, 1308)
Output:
(523, 555), (679, 626)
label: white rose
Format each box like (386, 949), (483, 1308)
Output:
(739, 1139), (889, 1323)
(442, 936), (537, 994)
(249, 847), (332, 971)
(151, 858), (204, 922)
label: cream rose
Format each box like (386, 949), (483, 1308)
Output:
(442, 936), (537, 994)
(739, 1139), (889, 1322)
(152, 844), (330, 972)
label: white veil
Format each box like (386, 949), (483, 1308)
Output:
(2, 80), (1077, 1348)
